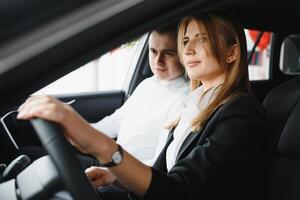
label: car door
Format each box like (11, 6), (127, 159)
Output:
(58, 91), (125, 124)
(0, 0), (178, 165)
(0, 33), (153, 164)
(54, 34), (151, 123)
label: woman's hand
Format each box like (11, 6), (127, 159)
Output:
(85, 166), (117, 188)
(17, 95), (73, 124)
(17, 95), (152, 197)
(17, 95), (115, 157)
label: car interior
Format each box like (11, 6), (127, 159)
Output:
(0, 0), (300, 199)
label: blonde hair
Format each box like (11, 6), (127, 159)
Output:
(171, 9), (250, 132)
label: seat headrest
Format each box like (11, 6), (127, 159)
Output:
(280, 34), (300, 74)
(263, 77), (300, 160)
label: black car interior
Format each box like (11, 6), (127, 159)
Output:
(264, 76), (300, 200)
(263, 35), (300, 200)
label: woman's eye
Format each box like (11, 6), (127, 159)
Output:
(199, 37), (208, 43)
(183, 40), (188, 46)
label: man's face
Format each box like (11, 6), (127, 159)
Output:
(148, 31), (183, 80)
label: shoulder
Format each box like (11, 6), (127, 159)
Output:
(200, 92), (265, 136)
(179, 80), (190, 95)
(175, 76), (190, 90)
(137, 76), (155, 87)
(169, 76), (190, 97)
(200, 92), (266, 142)
(220, 93), (265, 118)
(131, 76), (156, 93)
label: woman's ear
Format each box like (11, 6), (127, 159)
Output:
(226, 44), (238, 63)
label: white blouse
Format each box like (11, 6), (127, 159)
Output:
(166, 85), (220, 171)
(92, 75), (189, 166)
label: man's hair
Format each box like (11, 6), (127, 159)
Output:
(152, 21), (179, 35)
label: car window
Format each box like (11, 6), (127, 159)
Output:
(36, 29), (271, 96)
(245, 29), (272, 81)
(35, 34), (147, 95)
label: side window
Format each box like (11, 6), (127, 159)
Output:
(245, 29), (272, 80)
(35, 35), (147, 95)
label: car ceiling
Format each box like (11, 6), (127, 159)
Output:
(0, 0), (299, 112)
(1, 0), (298, 38)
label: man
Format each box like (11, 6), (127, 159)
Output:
(81, 23), (189, 200)
(16, 23), (189, 172)
(81, 23), (189, 168)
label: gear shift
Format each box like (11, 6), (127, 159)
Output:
(1, 155), (31, 182)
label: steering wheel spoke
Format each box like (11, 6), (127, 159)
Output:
(30, 118), (100, 200)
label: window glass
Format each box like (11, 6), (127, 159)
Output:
(35, 35), (147, 95)
(245, 29), (272, 80)
(36, 29), (270, 95)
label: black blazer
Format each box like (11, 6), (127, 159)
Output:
(142, 93), (266, 200)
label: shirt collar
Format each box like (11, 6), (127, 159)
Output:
(183, 83), (223, 106)
(153, 74), (188, 90)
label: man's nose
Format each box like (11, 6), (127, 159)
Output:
(155, 53), (164, 65)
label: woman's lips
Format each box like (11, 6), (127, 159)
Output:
(186, 61), (201, 68)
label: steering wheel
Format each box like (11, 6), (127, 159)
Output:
(30, 118), (100, 200)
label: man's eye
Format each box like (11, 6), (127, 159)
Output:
(150, 49), (157, 54)
(165, 52), (175, 56)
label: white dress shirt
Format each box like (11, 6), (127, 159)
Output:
(166, 85), (220, 171)
(92, 75), (189, 165)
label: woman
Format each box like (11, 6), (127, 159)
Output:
(17, 9), (266, 200)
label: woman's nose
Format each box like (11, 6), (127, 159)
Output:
(184, 42), (195, 55)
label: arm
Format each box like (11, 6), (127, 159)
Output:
(92, 78), (149, 138)
(91, 106), (125, 138)
(17, 94), (265, 199)
(143, 95), (266, 200)
(17, 95), (152, 197)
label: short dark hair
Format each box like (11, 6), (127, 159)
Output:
(152, 21), (179, 35)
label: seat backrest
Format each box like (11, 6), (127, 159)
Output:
(263, 77), (300, 200)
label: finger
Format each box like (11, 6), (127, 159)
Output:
(17, 103), (64, 122)
(92, 177), (107, 187)
(18, 95), (53, 112)
(19, 95), (64, 112)
(85, 166), (101, 180)
(85, 166), (99, 173)
(18, 95), (42, 111)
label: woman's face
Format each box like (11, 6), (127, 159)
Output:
(182, 20), (226, 86)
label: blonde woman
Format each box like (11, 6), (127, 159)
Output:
(18, 9), (266, 200)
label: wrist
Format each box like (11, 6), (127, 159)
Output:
(98, 144), (123, 168)
(94, 140), (120, 164)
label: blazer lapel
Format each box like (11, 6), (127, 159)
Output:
(153, 130), (174, 172)
(175, 104), (225, 162)
(174, 93), (247, 162)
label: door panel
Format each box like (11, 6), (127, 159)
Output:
(0, 90), (125, 164)
(57, 90), (125, 123)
